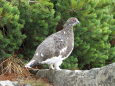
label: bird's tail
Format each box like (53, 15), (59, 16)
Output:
(25, 59), (40, 68)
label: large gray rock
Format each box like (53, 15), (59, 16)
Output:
(36, 63), (115, 86)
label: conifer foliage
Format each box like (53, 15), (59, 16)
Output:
(0, 0), (26, 59)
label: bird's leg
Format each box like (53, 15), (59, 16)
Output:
(49, 64), (54, 70)
(54, 60), (62, 70)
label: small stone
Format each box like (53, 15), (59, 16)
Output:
(0, 80), (18, 86)
(23, 84), (31, 86)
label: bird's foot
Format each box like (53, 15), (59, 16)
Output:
(55, 67), (62, 71)
(49, 64), (54, 70)
(56, 68), (62, 71)
(49, 68), (55, 70)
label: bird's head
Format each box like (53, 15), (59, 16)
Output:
(64, 17), (80, 27)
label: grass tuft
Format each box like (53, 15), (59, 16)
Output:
(0, 55), (33, 80)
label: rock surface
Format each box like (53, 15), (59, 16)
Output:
(36, 63), (115, 86)
(0, 80), (32, 86)
(0, 80), (18, 86)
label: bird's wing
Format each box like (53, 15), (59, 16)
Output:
(53, 33), (67, 56)
(32, 31), (67, 61)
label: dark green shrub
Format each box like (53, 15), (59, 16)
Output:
(0, 0), (26, 59)
(61, 56), (78, 70)
(107, 1), (115, 64)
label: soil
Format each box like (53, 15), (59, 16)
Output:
(0, 74), (17, 81)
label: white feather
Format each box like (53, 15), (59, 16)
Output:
(41, 53), (44, 57)
(25, 60), (35, 68)
(41, 55), (62, 64)
(60, 47), (67, 54)
(36, 52), (38, 56)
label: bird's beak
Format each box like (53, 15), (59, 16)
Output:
(77, 20), (80, 24)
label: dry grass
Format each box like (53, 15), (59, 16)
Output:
(0, 55), (32, 79)
(0, 55), (53, 86)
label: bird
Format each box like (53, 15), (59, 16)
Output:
(25, 17), (80, 70)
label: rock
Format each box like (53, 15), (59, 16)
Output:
(36, 63), (115, 86)
(0, 80), (32, 86)
(0, 80), (18, 86)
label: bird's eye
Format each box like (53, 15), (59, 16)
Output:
(72, 19), (76, 22)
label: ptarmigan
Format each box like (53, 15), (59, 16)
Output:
(25, 17), (80, 70)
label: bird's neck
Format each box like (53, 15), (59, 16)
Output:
(63, 26), (74, 44)
(63, 26), (73, 33)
